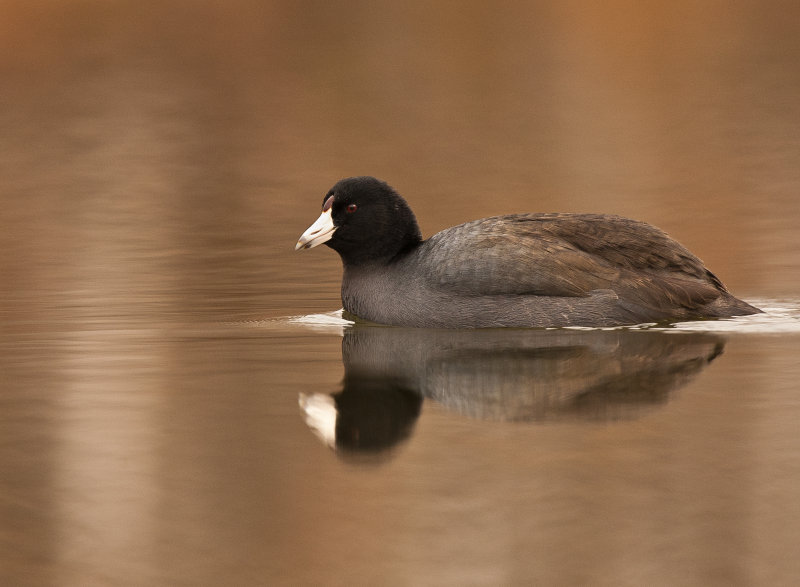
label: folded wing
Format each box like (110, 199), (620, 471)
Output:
(416, 214), (726, 312)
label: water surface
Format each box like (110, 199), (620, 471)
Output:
(2, 2), (800, 586)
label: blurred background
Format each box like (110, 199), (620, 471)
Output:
(2, 0), (799, 326)
(2, 2), (799, 586)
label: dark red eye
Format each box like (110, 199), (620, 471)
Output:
(346, 204), (358, 213)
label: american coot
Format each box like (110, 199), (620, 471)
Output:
(295, 176), (761, 328)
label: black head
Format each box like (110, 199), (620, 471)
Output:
(296, 177), (422, 266)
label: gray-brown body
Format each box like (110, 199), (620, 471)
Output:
(341, 213), (759, 328)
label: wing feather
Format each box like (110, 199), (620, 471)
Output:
(414, 214), (724, 311)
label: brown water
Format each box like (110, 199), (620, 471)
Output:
(2, 2), (800, 586)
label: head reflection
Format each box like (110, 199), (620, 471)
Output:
(300, 326), (725, 458)
(300, 376), (421, 456)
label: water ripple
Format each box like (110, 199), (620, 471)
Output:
(275, 300), (800, 335)
(668, 300), (800, 334)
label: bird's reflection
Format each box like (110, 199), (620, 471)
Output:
(300, 326), (725, 457)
